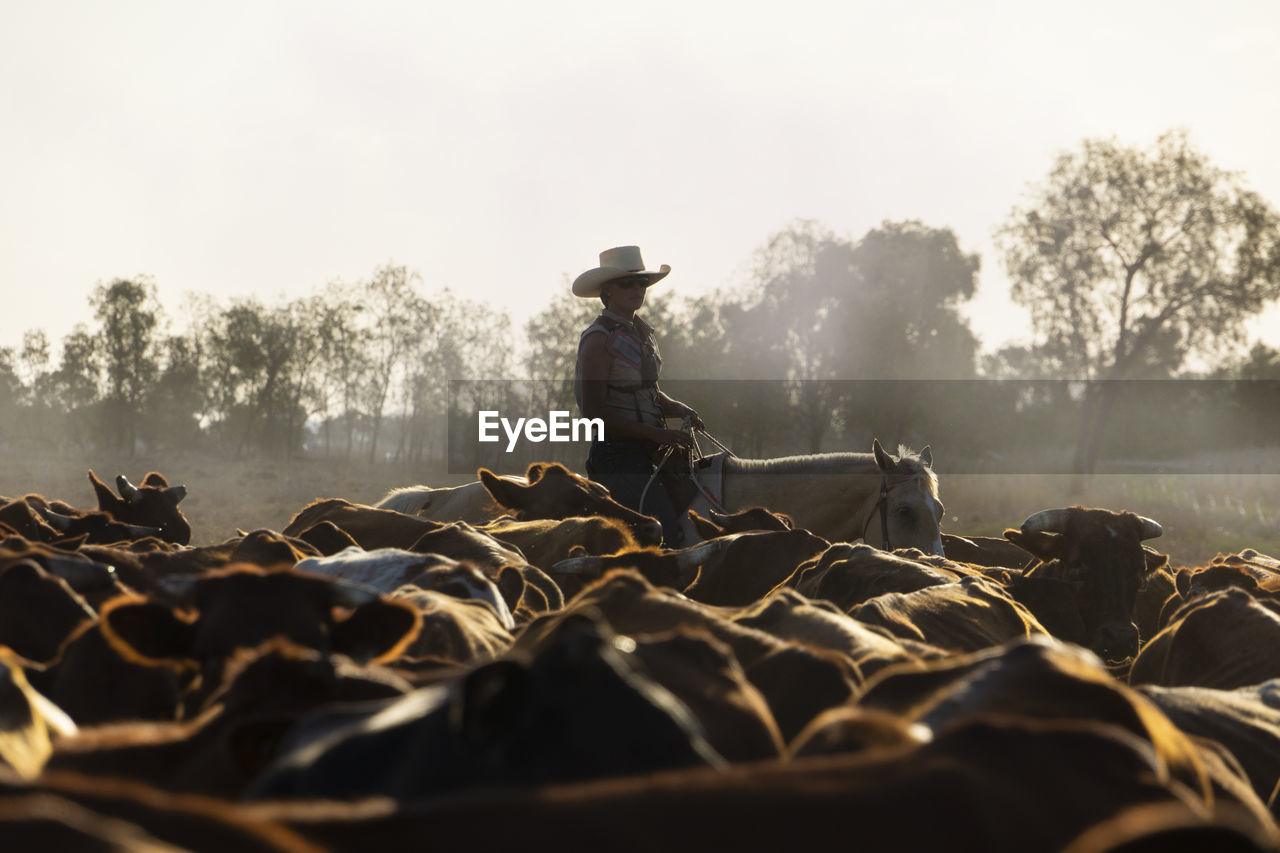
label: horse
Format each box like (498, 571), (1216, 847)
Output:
(376, 440), (945, 555)
(680, 439), (945, 554)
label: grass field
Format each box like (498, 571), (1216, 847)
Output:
(4, 449), (1278, 569)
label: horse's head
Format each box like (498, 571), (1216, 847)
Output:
(872, 438), (945, 557)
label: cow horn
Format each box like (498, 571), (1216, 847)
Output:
(158, 573), (200, 598)
(1020, 509), (1071, 534)
(117, 475), (141, 503)
(165, 485), (188, 504)
(1137, 516), (1163, 540)
(672, 537), (737, 571)
(126, 523), (164, 539)
(552, 556), (602, 576)
(36, 505), (74, 532)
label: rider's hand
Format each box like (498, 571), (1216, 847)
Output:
(656, 428), (694, 450)
(671, 403), (705, 432)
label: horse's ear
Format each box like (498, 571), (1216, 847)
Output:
(919, 446), (933, 468)
(872, 438), (895, 472)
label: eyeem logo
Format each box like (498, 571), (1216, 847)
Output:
(478, 411), (604, 452)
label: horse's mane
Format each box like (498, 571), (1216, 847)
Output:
(723, 446), (938, 498)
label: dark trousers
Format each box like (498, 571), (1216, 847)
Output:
(586, 439), (684, 547)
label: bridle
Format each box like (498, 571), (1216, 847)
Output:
(861, 472), (920, 551)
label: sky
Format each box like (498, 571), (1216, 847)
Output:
(4, 1), (1279, 361)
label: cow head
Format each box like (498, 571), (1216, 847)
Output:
(688, 506), (794, 539)
(99, 565), (422, 683)
(1005, 507), (1166, 664)
(88, 470), (192, 545)
(479, 463), (664, 546)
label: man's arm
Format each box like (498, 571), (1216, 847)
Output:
(656, 389), (705, 432)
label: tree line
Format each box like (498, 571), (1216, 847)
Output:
(3, 130), (1280, 475)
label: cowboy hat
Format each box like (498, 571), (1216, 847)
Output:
(571, 246), (671, 298)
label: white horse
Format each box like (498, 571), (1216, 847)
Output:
(681, 439), (945, 554)
(377, 440), (944, 555)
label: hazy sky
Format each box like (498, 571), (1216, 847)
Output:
(4, 1), (1279, 359)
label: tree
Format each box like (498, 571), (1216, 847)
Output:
(725, 219), (980, 452)
(998, 130), (1280, 474)
(91, 278), (161, 454)
(147, 333), (206, 451)
(49, 325), (102, 449)
(356, 264), (434, 464)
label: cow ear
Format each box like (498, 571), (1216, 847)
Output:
(87, 470), (124, 514)
(516, 580), (549, 617)
(450, 660), (532, 747)
(100, 597), (198, 667)
(1175, 568), (1192, 597)
(330, 598), (421, 665)
(492, 565), (525, 612)
(141, 472), (169, 488)
(688, 511), (721, 539)
(525, 463), (547, 483)
(299, 520), (361, 556)
(479, 470), (525, 509)
(1003, 528), (1065, 562)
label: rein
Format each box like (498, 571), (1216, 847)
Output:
(639, 421), (734, 515)
(862, 472), (919, 550)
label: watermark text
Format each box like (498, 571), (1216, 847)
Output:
(478, 410), (604, 452)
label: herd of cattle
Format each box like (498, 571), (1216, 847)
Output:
(3, 463), (1280, 850)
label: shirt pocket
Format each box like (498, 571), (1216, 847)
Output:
(605, 329), (644, 369)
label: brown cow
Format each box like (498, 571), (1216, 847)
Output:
(257, 715), (1226, 853)
(551, 529), (829, 607)
(538, 570), (859, 741)
(388, 587), (514, 665)
(942, 533), (1034, 569)
(87, 471), (191, 546)
(1130, 587), (1280, 691)
(857, 635), (1272, 833)
(43, 639), (411, 797)
(851, 576), (1047, 653)
(0, 560), (96, 664)
(791, 542), (959, 612)
(479, 463), (664, 545)
(246, 611), (725, 800)
(1004, 506), (1166, 664)
(1138, 680), (1280, 819)
(281, 499), (447, 550)
(732, 587), (940, 682)
(687, 506), (794, 539)
(480, 514), (639, 573)
(96, 564), (421, 713)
